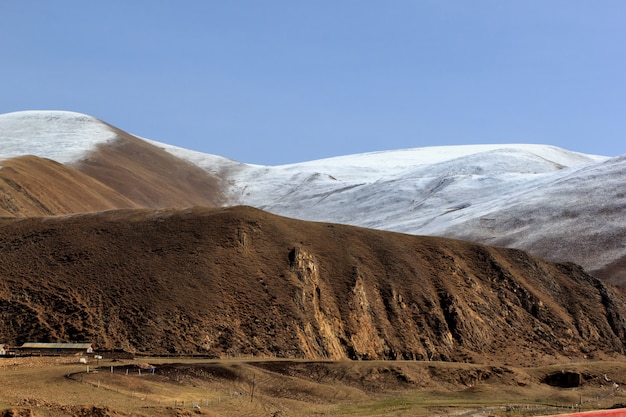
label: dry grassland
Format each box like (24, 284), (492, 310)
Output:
(3, 356), (626, 417)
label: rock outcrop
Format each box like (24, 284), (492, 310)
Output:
(0, 206), (624, 366)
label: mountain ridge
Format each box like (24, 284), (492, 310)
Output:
(1, 110), (624, 286)
(0, 205), (624, 365)
(2, 110), (626, 366)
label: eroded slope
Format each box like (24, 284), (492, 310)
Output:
(0, 206), (624, 366)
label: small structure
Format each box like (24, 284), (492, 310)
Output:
(18, 342), (94, 356)
(0, 344), (8, 355)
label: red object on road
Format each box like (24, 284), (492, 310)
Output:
(544, 409), (626, 417)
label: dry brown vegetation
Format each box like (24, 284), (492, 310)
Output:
(1, 127), (625, 287)
(2, 127), (626, 416)
(3, 356), (626, 416)
(0, 132), (227, 218)
(0, 206), (625, 366)
(74, 126), (228, 209)
(0, 156), (139, 217)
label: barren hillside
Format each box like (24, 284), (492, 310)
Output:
(73, 124), (229, 208)
(2, 110), (625, 289)
(0, 111), (229, 216)
(0, 155), (140, 217)
(0, 206), (624, 366)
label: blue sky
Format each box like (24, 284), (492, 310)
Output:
(2, 1), (625, 165)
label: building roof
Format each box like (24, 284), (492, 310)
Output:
(20, 342), (92, 349)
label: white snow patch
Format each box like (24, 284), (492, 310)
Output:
(0, 110), (117, 164)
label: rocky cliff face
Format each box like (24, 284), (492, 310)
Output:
(0, 206), (624, 366)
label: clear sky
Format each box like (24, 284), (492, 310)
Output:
(2, 1), (625, 165)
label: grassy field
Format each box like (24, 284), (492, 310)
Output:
(2, 356), (626, 416)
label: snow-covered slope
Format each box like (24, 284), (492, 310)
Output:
(0, 110), (239, 171)
(441, 154), (626, 273)
(157, 132), (624, 282)
(0, 111), (117, 163)
(1, 110), (624, 284)
(0, 111), (232, 211)
(164, 142), (607, 233)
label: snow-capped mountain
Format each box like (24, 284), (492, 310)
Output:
(155, 138), (625, 283)
(0, 110), (117, 163)
(1, 110), (624, 285)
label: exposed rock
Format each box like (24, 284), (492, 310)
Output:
(0, 206), (624, 366)
(542, 371), (584, 388)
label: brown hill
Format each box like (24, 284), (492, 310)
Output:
(0, 155), (140, 217)
(73, 124), (228, 208)
(0, 125), (228, 217)
(0, 205), (624, 366)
